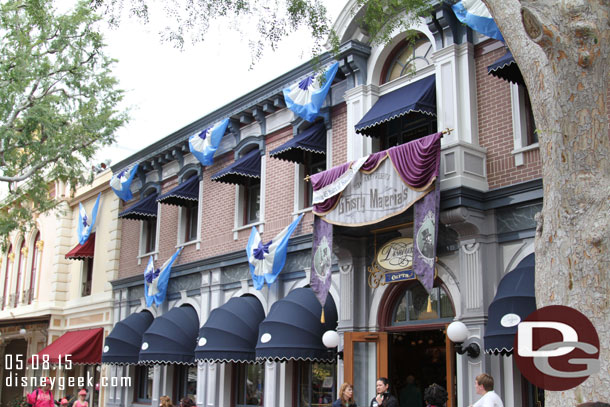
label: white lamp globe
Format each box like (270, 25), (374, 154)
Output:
(322, 330), (340, 349)
(19, 328), (26, 335)
(447, 321), (469, 343)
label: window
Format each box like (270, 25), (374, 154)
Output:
(14, 240), (25, 307)
(511, 83), (538, 166)
(296, 362), (335, 407)
(28, 232), (41, 304)
(235, 363), (264, 407)
(174, 365), (197, 402)
(142, 218), (157, 254)
(383, 115), (437, 150)
(244, 179), (260, 225)
(382, 37), (433, 84)
(183, 200), (199, 243)
(135, 366), (153, 402)
(1, 245), (12, 310)
(392, 283), (454, 326)
(302, 152), (326, 209)
(81, 257), (93, 297)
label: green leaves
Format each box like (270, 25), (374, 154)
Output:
(0, 0), (127, 246)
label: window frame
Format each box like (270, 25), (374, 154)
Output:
(234, 362), (265, 407)
(1, 244), (12, 310)
(176, 172), (202, 247)
(295, 361), (336, 407)
(134, 365), (153, 402)
(81, 257), (93, 297)
(14, 240), (26, 307)
(390, 283), (455, 327)
(28, 232), (41, 304)
(381, 36), (434, 85)
(510, 82), (539, 166)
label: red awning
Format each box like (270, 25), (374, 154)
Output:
(30, 327), (104, 364)
(65, 233), (95, 260)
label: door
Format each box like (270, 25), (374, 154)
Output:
(343, 332), (388, 407)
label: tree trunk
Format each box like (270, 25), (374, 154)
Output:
(484, 0), (610, 404)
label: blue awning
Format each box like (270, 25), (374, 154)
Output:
(118, 193), (158, 220)
(487, 51), (525, 86)
(355, 75), (436, 137)
(485, 254), (536, 355)
(211, 149), (261, 185)
(102, 311), (154, 365)
(269, 122), (326, 164)
(256, 287), (337, 362)
(157, 175), (199, 207)
(195, 296), (265, 363)
(139, 306), (199, 364)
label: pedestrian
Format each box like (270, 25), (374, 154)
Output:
(423, 383), (448, 407)
(27, 377), (54, 407)
(179, 397), (195, 407)
(399, 375), (422, 407)
(469, 374), (503, 407)
(160, 395), (174, 407)
(370, 377), (399, 407)
(333, 382), (357, 407)
(59, 398), (69, 407)
(72, 389), (88, 407)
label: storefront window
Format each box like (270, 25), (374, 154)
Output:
(297, 362), (335, 407)
(235, 363), (264, 407)
(135, 366), (153, 401)
(174, 365), (197, 402)
(393, 283), (454, 325)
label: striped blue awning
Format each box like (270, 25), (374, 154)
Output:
(355, 75), (436, 137)
(157, 176), (199, 207)
(269, 122), (326, 164)
(211, 149), (261, 185)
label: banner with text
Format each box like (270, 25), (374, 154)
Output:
(322, 157), (431, 226)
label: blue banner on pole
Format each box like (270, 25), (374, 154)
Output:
(77, 193), (101, 245)
(189, 118), (230, 166)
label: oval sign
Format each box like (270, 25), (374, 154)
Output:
(376, 237), (414, 272)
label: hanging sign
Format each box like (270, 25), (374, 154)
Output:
(368, 237), (416, 288)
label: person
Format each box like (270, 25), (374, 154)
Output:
(179, 398), (196, 407)
(423, 383), (448, 407)
(72, 389), (88, 407)
(333, 382), (357, 407)
(59, 399), (69, 406)
(27, 377), (54, 407)
(399, 375), (422, 407)
(469, 374), (503, 407)
(370, 378), (399, 407)
(160, 395), (174, 407)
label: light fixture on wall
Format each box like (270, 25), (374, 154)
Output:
(447, 321), (480, 358)
(322, 330), (344, 360)
(19, 326), (26, 335)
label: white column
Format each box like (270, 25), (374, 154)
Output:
(151, 365), (162, 406)
(196, 361), (206, 407)
(263, 360), (280, 407)
(343, 85), (379, 161)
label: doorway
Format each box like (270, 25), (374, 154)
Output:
(1, 339), (28, 407)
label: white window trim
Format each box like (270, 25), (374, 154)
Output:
(176, 179), (203, 250)
(293, 128), (332, 213)
(510, 83), (539, 166)
(233, 155), (266, 240)
(138, 203), (160, 265)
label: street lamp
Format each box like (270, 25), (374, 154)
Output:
(447, 321), (480, 358)
(322, 330), (343, 360)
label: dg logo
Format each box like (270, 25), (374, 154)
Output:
(514, 305), (600, 391)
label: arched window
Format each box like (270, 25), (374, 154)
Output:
(1, 245), (12, 310)
(14, 240), (26, 307)
(382, 36), (433, 84)
(392, 282), (454, 326)
(28, 232), (41, 304)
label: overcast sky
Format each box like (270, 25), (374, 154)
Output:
(95, 1), (346, 167)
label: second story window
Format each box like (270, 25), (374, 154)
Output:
(1, 244), (12, 310)
(157, 171), (201, 245)
(14, 240), (26, 307)
(81, 257), (93, 297)
(28, 232), (41, 304)
(382, 36), (433, 84)
(143, 218), (157, 254)
(184, 200), (199, 242)
(118, 187), (160, 257)
(244, 178), (261, 225)
(303, 153), (326, 209)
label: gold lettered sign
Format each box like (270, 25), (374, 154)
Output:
(368, 237), (417, 288)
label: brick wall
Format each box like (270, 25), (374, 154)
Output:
(475, 41), (542, 190)
(331, 103), (348, 166)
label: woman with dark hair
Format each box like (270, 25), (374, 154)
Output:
(333, 382), (357, 407)
(370, 378), (399, 407)
(424, 383), (448, 407)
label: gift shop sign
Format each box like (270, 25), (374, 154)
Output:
(368, 237), (417, 288)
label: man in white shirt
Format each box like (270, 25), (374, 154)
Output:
(470, 373), (504, 407)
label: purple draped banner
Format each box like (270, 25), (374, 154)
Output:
(413, 179), (440, 292)
(310, 216), (333, 322)
(311, 132), (442, 215)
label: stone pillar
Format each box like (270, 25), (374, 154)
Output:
(263, 360), (280, 407)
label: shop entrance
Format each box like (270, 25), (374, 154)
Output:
(388, 329), (449, 407)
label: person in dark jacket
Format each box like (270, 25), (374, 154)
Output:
(370, 377), (399, 407)
(333, 382), (357, 407)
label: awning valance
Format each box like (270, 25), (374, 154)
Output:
(139, 306), (199, 365)
(118, 193), (158, 220)
(65, 233), (95, 260)
(256, 288), (337, 362)
(157, 176), (199, 207)
(102, 311), (154, 365)
(269, 122), (326, 164)
(211, 149), (261, 185)
(195, 296), (265, 363)
(30, 328), (104, 365)
(487, 51), (525, 86)
(355, 75), (436, 137)
(485, 254), (536, 355)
